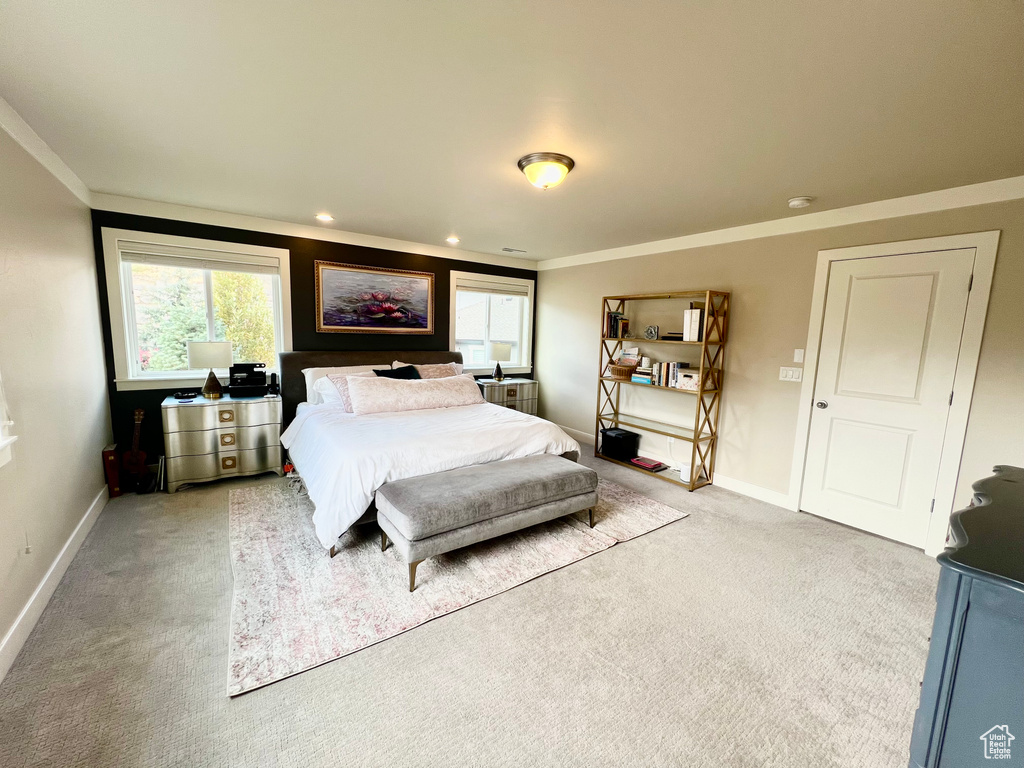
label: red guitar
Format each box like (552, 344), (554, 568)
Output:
(121, 409), (152, 493)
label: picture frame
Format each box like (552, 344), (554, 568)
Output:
(314, 261), (434, 334)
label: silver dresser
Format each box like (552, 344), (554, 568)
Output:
(161, 394), (283, 492)
(476, 378), (538, 415)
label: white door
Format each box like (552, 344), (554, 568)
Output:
(801, 248), (974, 547)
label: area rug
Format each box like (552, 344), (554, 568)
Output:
(227, 478), (689, 696)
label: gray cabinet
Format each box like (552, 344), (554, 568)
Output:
(909, 465), (1024, 767)
(477, 378), (537, 415)
(161, 395), (283, 492)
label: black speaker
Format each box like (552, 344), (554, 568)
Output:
(268, 372), (280, 395)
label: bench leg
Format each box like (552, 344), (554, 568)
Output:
(589, 508), (595, 528)
(381, 530), (389, 552)
(409, 560), (423, 592)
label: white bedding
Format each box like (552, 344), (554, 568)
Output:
(280, 402), (582, 549)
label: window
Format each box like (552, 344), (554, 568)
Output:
(450, 272), (534, 373)
(102, 229), (291, 390)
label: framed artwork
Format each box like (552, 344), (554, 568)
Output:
(314, 261), (434, 334)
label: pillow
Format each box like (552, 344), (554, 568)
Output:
(324, 371), (377, 411)
(374, 364), (421, 380)
(348, 374), (484, 415)
(392, 360), (463, 379)
(312, 375), (345, 404)
(302, 365), (389, 404)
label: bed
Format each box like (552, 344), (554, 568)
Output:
(278, 351), (582, 550)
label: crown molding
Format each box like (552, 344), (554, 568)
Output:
(0, 96), (91, 206)
(90, 193), (536, 271)
(536, 175), (1024, 271)
(1, 95), (533, 271)
(5, 93), (1020, 273)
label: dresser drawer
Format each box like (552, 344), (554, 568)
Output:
(162, 398), (282, 433)
(512, 398), (537, 415)
(166, 445), (282, 488)
(164, 423), (281, 458)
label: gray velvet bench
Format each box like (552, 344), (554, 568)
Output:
(375, 454), (599, 591)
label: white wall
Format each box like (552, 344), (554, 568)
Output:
(0, 128), (111, 680)
(537, 198), (1024, 518)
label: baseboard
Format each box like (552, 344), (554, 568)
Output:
(558, 424), (594, 446)
(568, 423), (796, 510)
(713, 474), (796, 510)
(0, 486), (108, 682)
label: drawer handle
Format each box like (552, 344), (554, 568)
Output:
(219, 410), (235, 422)
(220, 433), (236, 446)
(221, 456), (237, 469)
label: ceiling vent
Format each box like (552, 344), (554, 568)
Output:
(502, 247), (527, 253)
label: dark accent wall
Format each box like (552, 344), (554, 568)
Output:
(91, 210), (537, 456)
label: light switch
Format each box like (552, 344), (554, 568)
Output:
(794, 348), (805, 363)
(779, 366), (803, 382)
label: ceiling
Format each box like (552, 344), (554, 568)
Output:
(1, 0), (1022, 260)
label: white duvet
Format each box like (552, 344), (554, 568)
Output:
(280, 402), (582, 549)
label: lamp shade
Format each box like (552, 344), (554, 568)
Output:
(486, 342), (512, 363)
(187, 341), (233, 370)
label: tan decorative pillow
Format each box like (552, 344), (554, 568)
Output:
(392, 360), (464, 378)
(348, 374), (484, 415)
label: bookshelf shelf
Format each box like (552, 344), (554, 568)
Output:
(600, 337), (710, 346)
(598, 377), (719, 395)
(596, 289), (729, 491)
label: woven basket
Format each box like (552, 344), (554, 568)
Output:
(607, 362), (638, 380)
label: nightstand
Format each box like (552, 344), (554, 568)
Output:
(161, 394), (283, 492)
(476, 378), (538, 415)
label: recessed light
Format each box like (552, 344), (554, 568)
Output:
(788, 196), (814, 209)
(446, 236), (460, 245)
(315, 213), (334, 222)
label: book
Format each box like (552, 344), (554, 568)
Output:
(683, 303), (705, 342)
(606, 312), (629, 339)
(630, 456), (668, 472)
(615, 347), (640, 365)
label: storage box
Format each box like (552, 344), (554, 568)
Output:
(677, 371), (700, 391)
(600, 428), (640, 462)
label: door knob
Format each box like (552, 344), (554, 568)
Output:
(815, 400), (829, 409)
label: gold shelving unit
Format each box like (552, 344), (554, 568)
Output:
(595, 290), (729, 490)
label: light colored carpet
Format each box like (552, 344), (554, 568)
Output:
(0, 455), (937, 767)
(229, 478), (689, 695)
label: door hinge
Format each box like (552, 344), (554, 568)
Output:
(968, 273), (974, 292)
(949, 391), (954, 406)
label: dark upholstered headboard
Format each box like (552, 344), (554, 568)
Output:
(278, 350), (464, 428)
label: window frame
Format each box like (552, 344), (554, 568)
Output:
(449, 271), (534, 375)
(101, 228), (292, 391)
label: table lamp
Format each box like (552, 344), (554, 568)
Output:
(486, 342), (512, 382)
(187, 341), (233, 399)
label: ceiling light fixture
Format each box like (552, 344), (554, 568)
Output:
(446, 235), (460, 245)
(315, 213), (334, 222)
(787, 196), (814, 209)
(517, 152), (575, 190)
